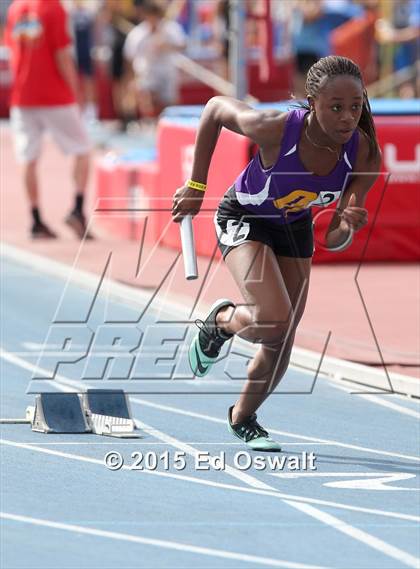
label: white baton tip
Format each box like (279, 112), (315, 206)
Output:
(180, 215), (198, 280)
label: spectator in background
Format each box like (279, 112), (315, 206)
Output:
(214, 0), (230, 80)
(102, 0), (139, 130)
(291, 0), (363, 98)
(376, 0), (419, 97)
(0, 0), (12, 35)
(70, 0), (97, 122)
(124, 0), (186, 120)
(5, 0), (91, 239)
(292, 0), (332, 97)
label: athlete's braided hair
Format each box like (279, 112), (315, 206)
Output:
(305, 56), (380, 160)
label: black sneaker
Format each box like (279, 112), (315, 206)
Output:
(227, 406), (281, 451)
(65, 211), (94, 240)
(31, 222), (57, 239)
(188, 298), (235, 377)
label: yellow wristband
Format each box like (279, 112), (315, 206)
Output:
(186, 179), (207, 192)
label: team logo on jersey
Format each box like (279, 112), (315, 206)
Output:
(273, 189), (341, 212)
(310, 190), (341, 207)
(273, 190), (317, 213)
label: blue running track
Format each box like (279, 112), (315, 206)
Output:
(1, 255), (419, 569)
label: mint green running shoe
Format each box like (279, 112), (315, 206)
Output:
(188, 299), (235, 377)
(227, 406), (282, 451)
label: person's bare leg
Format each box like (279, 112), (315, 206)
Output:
(211, 242), (293, 422)
(66, 153), (91, 238)
(138, 89), (155, 118)
(25, 159), (57, 237)
(233, 256), (311, 420)
(216, 242), (293, 345)
(24, 160), (39, 208)
(231, 332), (296, 422)
(73, 153), (89, 196)
(216, 245), (311, 422)
(82, 76), (97, 120)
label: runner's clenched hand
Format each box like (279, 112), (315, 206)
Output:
(172, 185), (205, 223)
(339, 193), (368, 232)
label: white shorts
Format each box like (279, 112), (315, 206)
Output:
(136, 74), (178, 106)
(10, 104), (91, 163)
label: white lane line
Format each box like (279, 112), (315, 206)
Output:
(0, 512), (327, 569)
(0, 441), (330, 446)
(358, 395), (420, 420)
(4, 241), (418, 400)
(324, 475), (418, 492)
(1, 348), (419, 464)
(327, 381), (420, 419)
(0, 349), (274, 492)
(284, 501), (420, 569)
(133, 416), (274, 491)
(126, 397), (420, 463)
(269, 472), (416, 478)
(2, 438), (419, 523)
(324, 376), (419, 404)
(270, 472), (418, 491)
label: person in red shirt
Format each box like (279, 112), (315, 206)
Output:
(5, 0), (91, 239)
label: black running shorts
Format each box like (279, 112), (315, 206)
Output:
(215, 187), (314, 259)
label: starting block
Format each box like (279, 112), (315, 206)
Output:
(10, 389), (139, 438)
(89, 413), (137, 438)
(29, 393), (91, 434)
(83, 389), (133, 419)
(82, 389), (137, 438)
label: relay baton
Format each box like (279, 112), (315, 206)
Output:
(180, 215), (198, 280)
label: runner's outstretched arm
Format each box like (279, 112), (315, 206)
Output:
(172, 96), (286, 223)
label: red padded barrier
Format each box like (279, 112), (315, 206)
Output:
(313, 116), (420, 262)
(156, 115), (420, 262)
(95, 157), (159, 241)
(156, 120), (249, 257)
(136, 161), (160, 244)
(95, 115), (419, 262)
(95, 157), (135, 239)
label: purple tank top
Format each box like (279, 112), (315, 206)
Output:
(233, 108), (359, 225)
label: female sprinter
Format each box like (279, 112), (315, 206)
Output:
(171, 56), (381, 451)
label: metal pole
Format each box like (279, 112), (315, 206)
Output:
(228, 0), (248, 100)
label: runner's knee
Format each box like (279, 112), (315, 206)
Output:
(250, 308), (293, 344)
